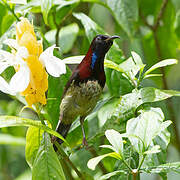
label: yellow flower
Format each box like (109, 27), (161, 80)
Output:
(0, 18), (66, 106)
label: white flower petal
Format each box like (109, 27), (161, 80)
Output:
(0, 76), (15, 95)
(0, 50), (15, 64)
(39, 44), (56, 66)
(39, 44), (66, 77)
(0, 62), (10, 74)
(3, 39), (19, 50)
(9, 64), (30, 92)
(44, 56), (66, 77)
(16, 46), (29, 59)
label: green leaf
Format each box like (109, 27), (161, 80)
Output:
(41, 0), (53, 24)
(55, 0), (79, 25)
(87, 152), (121, 170)
(1, 14), (15, 35)
(105, 60), (124, 72)
(105, 0), (138, 37)
(144, 145), (161, 155)
(144, 74), (163, 79)
(0, 116), (68, 145)
(98, 98), (119, 128)
(126, 107), (171, 153)
(131, 51), (145, 70)
(46, 69), (71, 129)
(73, 12), (105, 41)
(32, 132), (66, 180)
(10, 0), (27, 4)
(105, 129), (123, 155)
(114, 87), (180, 122)
(144, 59), (178, 77)
(100, 145), (117, 152)
(0, 133), (25, 146)
(59, 23), (79, 53)
(62, 55), (83, 64)
(174, 10), (180, 39)
(25, 127), (43, 168)
(141, 162), (180, 174)
(118, 52), (145, 84)
(45, 23), (79, 53)
(15, 170), (32, 180)
(100, 170), (127, 180)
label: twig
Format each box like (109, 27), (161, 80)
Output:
(153, 0), (168, 31)
(55, 142), (85, 180)
(53, 9), (73, 47)
(88, 146), (108, 174)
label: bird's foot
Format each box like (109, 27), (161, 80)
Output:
(82, 138), (89, 149)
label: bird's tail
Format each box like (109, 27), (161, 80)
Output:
(52, 121), (71, 151)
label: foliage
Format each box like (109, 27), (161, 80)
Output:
(0, 0), (180, 180)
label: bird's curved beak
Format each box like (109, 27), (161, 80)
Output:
(105, 35), (120, 42)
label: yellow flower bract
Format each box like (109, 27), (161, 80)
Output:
(17, 18), (48, 106)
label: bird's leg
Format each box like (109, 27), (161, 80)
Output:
(80, 116), (88, 147)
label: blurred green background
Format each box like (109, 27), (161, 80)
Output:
(0, 0), (180, 179)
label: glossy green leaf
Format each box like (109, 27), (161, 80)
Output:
(105, 129), (123, 155)
(100, 170), (127, 180)
(144, 59), (178, 77)
(10, 0), (27, 4)
(25, 127), (43, 168)
(0, 133), (25, 146)
(141, 162), (180, 174)
(100, 145), (117, 152)
(114, 87), (180, 122)
(59, 23), (79, 53)
(41, 0), (53, 24)
(1, 14), (15, 35)
(105, 0), (138, 37)
(144, 145), (161, 155)
(32, 132), (66, 180)
(126, 107), (171, 153)
(0, 116), (68, 145)
(55, 0), (79, 25)
(62, 55), (83, 64)
(0, 3), (7, 36)
(87, 152), (121, 170)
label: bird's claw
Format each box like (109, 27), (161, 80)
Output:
(82, 138), (89, 149)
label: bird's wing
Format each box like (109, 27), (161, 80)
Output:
(62, 69), (79, 99)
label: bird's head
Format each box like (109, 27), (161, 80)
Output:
(91, 35), (120, 56)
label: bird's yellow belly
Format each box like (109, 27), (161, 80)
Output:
(60, 80), (102, 124)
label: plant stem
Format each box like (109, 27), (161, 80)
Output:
(137, 154), (146, 171)
(55, 142), (85, 180)
(35, 104), (46, 126)
(122, 159), (133, 172)
(2, 0), (20, 21)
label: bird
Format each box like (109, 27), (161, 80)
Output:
(52, 34), (120, 150)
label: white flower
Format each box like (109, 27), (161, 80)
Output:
(0, 41), (30, 95)
(0, 39), (66, 96)
(39, 45), (66, 77)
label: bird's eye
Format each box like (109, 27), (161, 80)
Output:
(96, 36), (101, 41)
